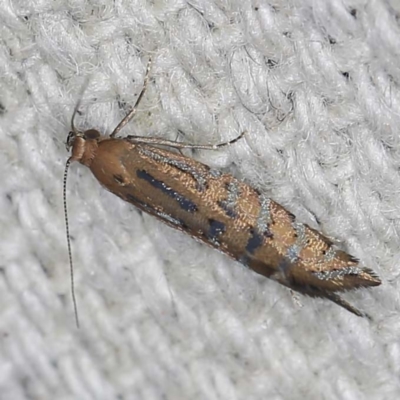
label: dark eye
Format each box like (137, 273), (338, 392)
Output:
(84, 129), (100, 140)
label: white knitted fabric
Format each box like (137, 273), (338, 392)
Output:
(1, 0), (399, 399)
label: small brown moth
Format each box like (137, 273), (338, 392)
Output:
(64, 58), (380, 326)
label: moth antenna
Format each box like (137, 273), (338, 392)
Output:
(111, 56), (153, 138)
(71, 76), (91, 134)
(63, 158), (80, 328)
(70, 101), (80, 135)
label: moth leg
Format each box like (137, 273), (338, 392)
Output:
(111, 56), (153, 138)
(125, 131), (245, 149)
(324, 292), (370, 319)
(289, 290), (304, 310)
(285, 280), (370, 319)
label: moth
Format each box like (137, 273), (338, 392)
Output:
(64, 58), (380, 325)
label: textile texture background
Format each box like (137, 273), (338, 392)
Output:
(1, 0), (399, 399)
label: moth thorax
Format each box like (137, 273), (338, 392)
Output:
(70, 129), (100, 167)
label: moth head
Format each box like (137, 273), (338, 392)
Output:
(66, 90), (102, 166)
(66, 128), (100, 149)
(66, 128), (101, 166)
